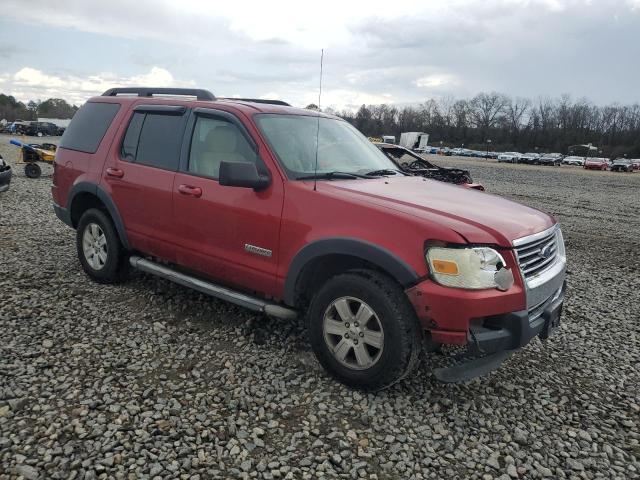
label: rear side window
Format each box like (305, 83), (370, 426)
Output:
(120, 111), (184, 171)
(60, 102), (120, 153)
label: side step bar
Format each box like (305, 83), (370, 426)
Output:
(129, 256), (297, 320)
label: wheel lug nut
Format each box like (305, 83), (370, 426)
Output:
(353, 339), (358, 344)
(345, 323), (350, 328)
(359, 332), (364, 337)
(344, 333), (349, 338)
(354, 322), (359, 327)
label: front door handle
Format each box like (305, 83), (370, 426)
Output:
(106, 167), (124, 178)
(178, 184), (202, 198)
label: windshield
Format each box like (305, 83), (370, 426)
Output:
(255, 114), (398, 179)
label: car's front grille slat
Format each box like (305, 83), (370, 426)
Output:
(514, 228), (559, 280)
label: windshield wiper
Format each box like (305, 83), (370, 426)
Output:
(296, 171), (368, 181)
(364, 169), (403, 177)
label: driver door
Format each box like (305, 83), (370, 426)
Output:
(172, 109), (284, 297)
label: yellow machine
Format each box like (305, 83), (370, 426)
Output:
(10, 138), (57, 178)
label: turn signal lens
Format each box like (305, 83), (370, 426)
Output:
(431, 259), (459, 275)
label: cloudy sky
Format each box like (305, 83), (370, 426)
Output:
(0, 0), (639, 110)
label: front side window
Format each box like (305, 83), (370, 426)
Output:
(120, 111), (184, 171)
(188, 115), (256, 179)
(254, 114), (397, 179)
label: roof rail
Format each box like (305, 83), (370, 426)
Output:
(222, 98), (291, 106)
(101, 88), (215, 101)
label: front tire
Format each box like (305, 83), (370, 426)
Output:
(308, 271), (422, 390)
(76, 208), (129, 284)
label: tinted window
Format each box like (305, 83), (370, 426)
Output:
(121, 112), (145, 161)
(136, 114), (184, 170)
(188, 115), (256, 178)
(60, 102), (120, 153)
(120, 112), (184, 171)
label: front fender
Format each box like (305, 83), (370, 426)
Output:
(283, 237), (420, 306)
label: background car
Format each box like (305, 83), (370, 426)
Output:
(584, 157), (610, 170)
(497, 152), (522, 163)
(538, 153), (563, 166)
(562, 156), (585, 166)
(25, 121), (63, 136)
(374, 143), (484, 190)
(519, 152), (540, 164)
(630, 159), (640, 171)
(610, 159), (634, 172)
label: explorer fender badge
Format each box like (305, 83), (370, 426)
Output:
(244, 244), (272, 257)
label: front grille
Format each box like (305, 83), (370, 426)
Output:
(514, 228), (559, 280)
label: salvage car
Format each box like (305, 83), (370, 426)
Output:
(374, 143), (484, 190)
(52, 87), (567, 390)
(610, 159), (634, 172)
(0, 155), (11, 193)
(584, 157), (610, 171)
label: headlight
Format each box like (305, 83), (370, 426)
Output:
(426, 246), (514, 290)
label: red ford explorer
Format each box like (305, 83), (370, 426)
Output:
(52, 88), (566, 390)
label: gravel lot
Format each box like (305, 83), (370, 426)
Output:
(1, 134), (639, 480)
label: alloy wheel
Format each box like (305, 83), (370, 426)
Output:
(82, 223), (108, 270)
(322, 296), (384, 370)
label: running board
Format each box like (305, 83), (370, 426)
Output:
(129, 256), (297, 320)
(433, 350), (513, 383)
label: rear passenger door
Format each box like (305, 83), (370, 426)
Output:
(172, 108), (284, 297)
(102, 104), (187, 261)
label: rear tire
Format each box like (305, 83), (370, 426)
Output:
(308, 270), (422, 390)
(76, 208), (129, 284)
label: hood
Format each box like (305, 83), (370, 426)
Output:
(322, 176), (555, 246)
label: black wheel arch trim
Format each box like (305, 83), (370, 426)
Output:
(283, 237), (420, 306)
(66, 181), (131, 250)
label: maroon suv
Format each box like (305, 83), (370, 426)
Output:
(52, 88), (567, 390)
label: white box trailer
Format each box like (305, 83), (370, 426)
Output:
(399, 132), (429, 151)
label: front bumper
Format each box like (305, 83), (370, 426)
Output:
(469, 280), (565, 355)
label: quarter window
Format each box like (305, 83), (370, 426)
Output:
(59, 102), (120, 154)
(188, 116), (256, 179)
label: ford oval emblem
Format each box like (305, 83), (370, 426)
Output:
(539, 244), (553, 259)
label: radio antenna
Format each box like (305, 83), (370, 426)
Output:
(313, 49), (324, 192)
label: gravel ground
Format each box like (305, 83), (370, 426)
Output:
(1, 134), (639, 480)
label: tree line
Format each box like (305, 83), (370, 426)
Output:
(0, 94), (79, 122)
(332, 93), (640, 158)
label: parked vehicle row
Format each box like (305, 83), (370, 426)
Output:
(0, 121), (65, 136)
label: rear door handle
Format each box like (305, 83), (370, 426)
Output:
(178, 184), (202, 198)
(106, 167), (124, 178)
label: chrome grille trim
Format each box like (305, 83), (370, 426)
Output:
(513, 225), (559, 280)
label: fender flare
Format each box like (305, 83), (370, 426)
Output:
(67, 182), (131, 250)
(283, 237), (420, 306)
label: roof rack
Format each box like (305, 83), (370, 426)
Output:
(222, 98), (291, 106)
(101, 88), (215, 101)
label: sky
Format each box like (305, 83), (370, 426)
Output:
(0, 0), (639, 110)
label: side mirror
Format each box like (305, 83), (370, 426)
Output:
(219, 161), (270, 191)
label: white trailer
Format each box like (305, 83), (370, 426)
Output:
(399, 132), (429, 151)
(381, 135), (396, 144)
